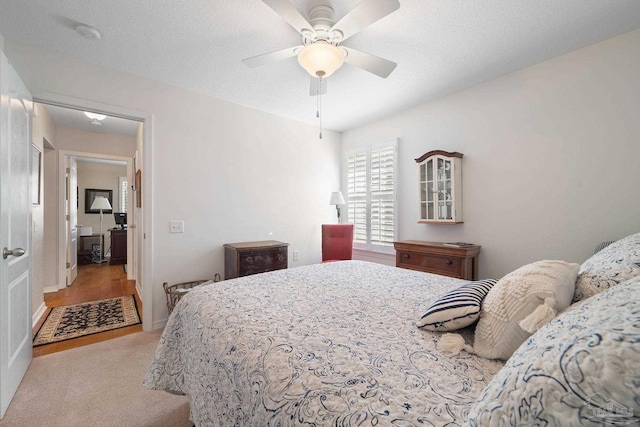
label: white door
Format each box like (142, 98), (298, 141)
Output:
(133, 152), (141, 282)
(67, 157), (78, 285)
(0, 51), (32, 418)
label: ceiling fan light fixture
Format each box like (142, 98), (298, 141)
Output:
(298, 41), (344, 78)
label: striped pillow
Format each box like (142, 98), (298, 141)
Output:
(417, 279), (497, 331)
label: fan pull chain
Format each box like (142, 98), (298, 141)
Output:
(316, 75), (323, 139)
(316, 77), (320, 118)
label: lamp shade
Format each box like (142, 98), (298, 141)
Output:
(329, 191), (346, 205)
(90, 196), (112, 211)
(298, 41), (344, 78)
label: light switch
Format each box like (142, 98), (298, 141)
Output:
(170, 221), (184, 233)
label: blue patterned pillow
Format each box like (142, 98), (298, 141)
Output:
(468, 276), (640, 426)
(417, 279), (497, 331)
(573, 232), (640, 302)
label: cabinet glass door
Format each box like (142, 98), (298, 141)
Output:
(420, 159), (435, 220)
(436, 158), (453, 220)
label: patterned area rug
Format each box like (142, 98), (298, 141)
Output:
(33, 295), (141, 346)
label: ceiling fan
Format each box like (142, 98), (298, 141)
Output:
(242, 0), (401, 95)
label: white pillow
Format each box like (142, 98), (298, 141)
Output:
(417, 279), (497, 331)
(472, 260), (579, 360)
(573, 232), (640, 302)
(468, 276), (640, 426)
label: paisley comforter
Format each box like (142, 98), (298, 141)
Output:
(143, 261), (504, 426)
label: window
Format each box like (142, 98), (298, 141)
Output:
(119, 176), (128, 213)
(346, 139), (397, 252)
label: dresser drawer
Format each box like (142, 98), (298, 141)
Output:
(393, 240), (480, 281)
(224, 241), (289, 280)
(239, 248), (287, 274)
(397, 251), (461, 276)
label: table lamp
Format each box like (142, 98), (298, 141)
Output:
(329, 191), (345, 220)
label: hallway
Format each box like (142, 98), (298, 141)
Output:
(33, 263), (142, 357)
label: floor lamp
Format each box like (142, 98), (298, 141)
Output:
(90, 196), (112, 263)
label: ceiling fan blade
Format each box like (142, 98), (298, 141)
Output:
(331, 0), (400, 42)
(242, 46), (302, 68)
(262, 0), (314, 35)
(309, 77), (327, 96)
(342, 46), (397, 78)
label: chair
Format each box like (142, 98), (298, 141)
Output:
(322, 224), (354, 262)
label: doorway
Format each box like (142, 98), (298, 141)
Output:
(69, 155), (132, 285)
(31, 99), (152, 352)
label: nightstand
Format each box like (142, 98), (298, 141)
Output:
(393, 240), (480, 280)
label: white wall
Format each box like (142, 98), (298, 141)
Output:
(342, 29), (640, 279)
(4, 41), (342, 328)
(55, 127), (136, 158)
(30, 103), (55, 316)
(41, 121), (58, 295)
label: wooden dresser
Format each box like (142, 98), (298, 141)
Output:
(224, 240), (288, 280)
(393, 240), (480, 280)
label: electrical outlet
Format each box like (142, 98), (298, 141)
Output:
(293, 250), (299, 261)
(170, 221), (184, 233)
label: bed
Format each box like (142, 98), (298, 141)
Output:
(143, 261), (505, 426)
(144, 232), (640, 426)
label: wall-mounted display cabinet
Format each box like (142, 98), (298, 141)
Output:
(416, 150), (463, 224)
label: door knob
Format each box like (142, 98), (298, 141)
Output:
(3, 247), (25, 259)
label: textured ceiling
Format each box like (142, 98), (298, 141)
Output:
(1, 0), (640, 132)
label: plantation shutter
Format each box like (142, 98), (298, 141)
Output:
(347, 152), (367, 243)
(119, 177), (128, 213)
(370, 146), (395, 246)
(345, 140), (397, 251)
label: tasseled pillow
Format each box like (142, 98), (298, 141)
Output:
(439, 260), (579, 360)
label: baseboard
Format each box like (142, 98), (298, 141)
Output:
(32, 301), (47, 327)
(43, 286), (59, 294)
(135, 282), (142, 299)
(134, 269), (165, 330)
(152, 319), (168, 330)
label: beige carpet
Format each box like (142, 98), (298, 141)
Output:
(0, 330), (192, 427)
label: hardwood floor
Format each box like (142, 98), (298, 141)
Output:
(32, 263), (142, 357)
